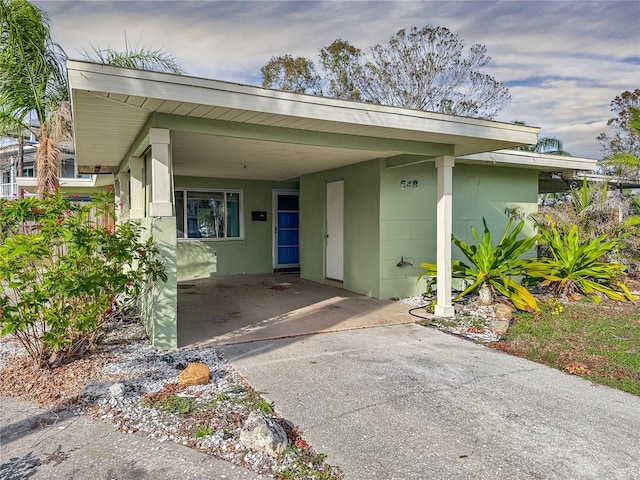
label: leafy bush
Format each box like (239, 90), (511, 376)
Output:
(194, 424), (213, 438)
(420, 218), (539, 311)
(532, 178), (640, 271)
(0, 188), (166, 368)
(523, 217), (633, 303)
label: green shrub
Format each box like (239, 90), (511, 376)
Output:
(420, 218), (539, 311)
(194, 424), (213, 438)
(523, 216), (633, 303)
(0, 188), (166, 368)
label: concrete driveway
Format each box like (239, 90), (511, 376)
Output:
(220, 323), (640, 480)
(178, 274), (413, 347)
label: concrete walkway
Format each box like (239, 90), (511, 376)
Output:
(0, 397), (263, 480)
(220, 323), (640, 480)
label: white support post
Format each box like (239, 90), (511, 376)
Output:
(148, 128), (173, 217)
(117, 171), (130, 221)
(129, 156), (144, 219)
(435, 156), (455, 317)
(114, 174), (121, 214)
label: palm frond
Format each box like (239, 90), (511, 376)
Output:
(82, 34), (184, 74)
(603, 152), (640, 169)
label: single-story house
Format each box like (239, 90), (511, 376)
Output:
(66, 60), (597, 349)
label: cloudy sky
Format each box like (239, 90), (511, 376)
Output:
(35, 0), (640, 159)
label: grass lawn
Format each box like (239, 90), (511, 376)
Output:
(490, 300), (640, 396)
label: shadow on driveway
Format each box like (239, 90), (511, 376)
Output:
(178, 274), (414, 348)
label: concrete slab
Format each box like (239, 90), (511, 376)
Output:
(178, 274), (413, 348)
(220, 323), (640, 480)
(0, 396), (264, 480)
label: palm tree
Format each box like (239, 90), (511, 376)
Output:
(519, 136), (572, 156)
(0, 0), (184, 198)
(0, 0), (69, 197)
(511, 122), (571, 156)
(81, 33), (184, 74)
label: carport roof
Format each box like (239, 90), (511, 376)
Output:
(67, 60), (545, 178)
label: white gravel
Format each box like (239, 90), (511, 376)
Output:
(0, 335), (24, 370)
(1, 291), (512, 476)
(398, 294), (504, 343)
(0, 320), (339, 478)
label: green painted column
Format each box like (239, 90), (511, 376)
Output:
(147, 216), (178, 349)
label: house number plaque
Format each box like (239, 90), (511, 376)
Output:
(400, 180), (418, 189)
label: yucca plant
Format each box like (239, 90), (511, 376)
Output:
(523, 217), (633, 303)
(420, 218), (540, 311)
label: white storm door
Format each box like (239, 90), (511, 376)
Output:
(326, 180), (344, 281)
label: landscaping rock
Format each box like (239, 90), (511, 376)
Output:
(109, 382), (126, 399)
(239, 411), (288, 457)
(178, 362), (210, 386)
(494, 303), (514, 320)
(489, 318), (511, 335)
(78, 381), (111, 404)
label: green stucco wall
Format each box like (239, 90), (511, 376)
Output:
(451, 164), (538, 245)
(378, 162), (539, 299)
(379, 162), (438, 299)
(138, 216), (178, 349)
(174, 176), (298, 280)
(301, 160), (538, 300)
(299, 159), (381, 297)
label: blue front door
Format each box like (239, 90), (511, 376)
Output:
(274, 192), (299, 269)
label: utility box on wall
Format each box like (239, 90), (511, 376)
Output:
(252, 211), (267, 221)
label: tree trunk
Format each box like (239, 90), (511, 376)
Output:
(35, 126), (61, 198)
(18, 136), (24, 198)
(478, 282), (493, 306)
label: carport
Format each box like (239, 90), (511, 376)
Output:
(177, 274), (414, 347)
(66, 60), (596, 349)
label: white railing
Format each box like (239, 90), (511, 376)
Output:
(1, 182), (18, 199)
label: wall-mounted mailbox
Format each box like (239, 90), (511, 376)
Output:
(252, 211), (267, 221)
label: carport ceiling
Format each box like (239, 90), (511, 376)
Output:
(171, 131), (399, 181)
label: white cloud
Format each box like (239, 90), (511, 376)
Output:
(35, 0), (640, 159)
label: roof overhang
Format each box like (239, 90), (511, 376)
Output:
(459, 150), (599, 194)
(459, 149), (598, 171)
(67, 60), (543, 181)
(16, 174), (113, 193)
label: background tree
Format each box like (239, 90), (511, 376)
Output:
(260, 25), (511, 119)
(518, 136), (571, 156)
(1, 0), (184, 198)
(598, 90), (640, 178)
(359, 26), (510, 118)
(261, 54), (320, 94)
(318, 39), (363, 101)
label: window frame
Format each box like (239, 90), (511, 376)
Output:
(175, 188), (244, 241)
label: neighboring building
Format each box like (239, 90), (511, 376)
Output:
(66, 60), (598, 349)
(0, 138), (111, 199)
(0, 140), (37, 198)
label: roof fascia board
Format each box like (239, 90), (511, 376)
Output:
(460, 150), (597, 171)
(67, 61), (539, 147)
(154, 113), (454, 157)
(67, 67), (80, 163)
